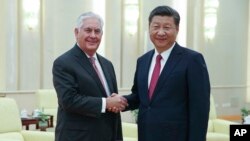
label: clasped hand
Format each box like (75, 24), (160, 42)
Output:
(106, 93), (128, 113)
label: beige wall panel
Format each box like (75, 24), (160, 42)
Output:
(42, 0), (94, 88)
(105, 0), (123, 87)
(19, 0), (41, 90)
(0, 0), (6, 90)
(2, 0), (19, 90)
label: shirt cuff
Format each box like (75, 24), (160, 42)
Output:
(101, 98), (106, 113)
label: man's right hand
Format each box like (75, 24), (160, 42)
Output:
(106, 93), (128, 113)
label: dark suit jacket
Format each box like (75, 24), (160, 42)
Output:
(53, 44), (122, 141)
(125, 43), (210, 141)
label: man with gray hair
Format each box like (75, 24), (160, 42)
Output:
(53, 12), (127, 141)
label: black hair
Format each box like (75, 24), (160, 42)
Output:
(148, 5), (180, 26)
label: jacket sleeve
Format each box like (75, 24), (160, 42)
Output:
(187, 53), (210, 141)
(52, 57), (103, 118)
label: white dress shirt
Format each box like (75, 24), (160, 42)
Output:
(148, 43), (175, 88)
(85, 53), (110, 113)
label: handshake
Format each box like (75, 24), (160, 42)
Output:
(106, 93), (128, 113)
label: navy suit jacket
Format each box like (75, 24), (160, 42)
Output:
(53, 44), (122, 141)
(125, 43), (210, 141)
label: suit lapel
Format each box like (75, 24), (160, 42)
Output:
(150, 44), (183, 101)
(140, 51), (155, 104)
(97, 55), (115, 93)
(73, 45), (107, 96)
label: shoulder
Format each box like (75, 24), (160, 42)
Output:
(175, 45), (207, 68)
(174, 44), (201, 55)
(173, 44), (204, 62)
(53, 46), (78, 67)
(137, 50), (154, 62)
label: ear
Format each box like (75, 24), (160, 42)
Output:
(176, 25), (179, 33)
(74, 28), (78, 37)
(176, 25), (179, 31)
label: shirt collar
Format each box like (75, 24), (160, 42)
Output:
(154, 42), (175, 61)
(77, 43), (97, 59)
(85, 53), (97, 60)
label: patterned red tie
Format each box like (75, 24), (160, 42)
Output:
(89, 56), (105, 88)
(148, 54), (162, 99)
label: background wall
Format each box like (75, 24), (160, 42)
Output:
(1, 0), (250, 121)
(0, 0), (6, 91)
(187, 0), (250, 115)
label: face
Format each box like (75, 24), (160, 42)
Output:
(149, 16), (179, 53)
(74, 17), (103, 56)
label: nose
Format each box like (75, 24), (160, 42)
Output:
(90, 31), (96, 38)
(157, 29), (166, 36)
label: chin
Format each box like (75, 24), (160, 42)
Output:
(86, 45), (98, 49)
(155, 43), (167, 48)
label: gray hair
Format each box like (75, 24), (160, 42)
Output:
(76, 12), (104, 30)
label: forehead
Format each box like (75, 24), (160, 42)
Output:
(150, 16), (175, 25)
(81, 17), (101, 29)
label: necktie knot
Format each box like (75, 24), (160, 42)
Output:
(156, 54), (162, 63)
(89, 56), (95, 64)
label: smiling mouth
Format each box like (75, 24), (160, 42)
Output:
(156, 38), (166, 41)
(88, 42), (97, 46)
(87, 40), (97, 44)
